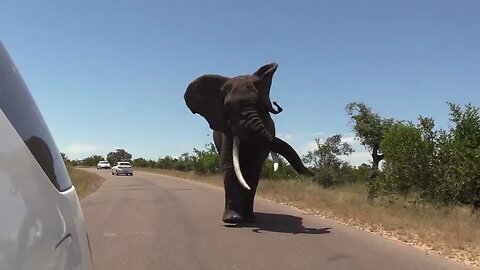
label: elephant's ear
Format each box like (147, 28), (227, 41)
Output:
(253, 63), (278, 92)
(184, 74), (229, 132)
(253, 63), (282, 114)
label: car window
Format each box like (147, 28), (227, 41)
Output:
(0, 43), (72, 191)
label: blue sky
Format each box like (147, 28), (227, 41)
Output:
(1, 1), (479, 165)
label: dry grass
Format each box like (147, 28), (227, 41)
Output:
(257, 180), (480, 265)
(69, 167), (104, 199)
(137, 168), (480, 267)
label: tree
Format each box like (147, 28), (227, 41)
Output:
(346, 102), (394, 169)
(436, 103), (480, 209)
(380, 121), (437, 200)
(60, 152), (69, 162)
(82, 155), (105, 166)
(369, 103), (480, 210)
(173, 152), (194, 171)
(157, 155), (176, 169)
(107, 149), (132, 165)
(60, 152), (75, 168)
(147, 159), (157, 168)
(302, 134), (354, 187)
(303, 134), (354, 169)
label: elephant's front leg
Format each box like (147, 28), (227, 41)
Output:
(240, 143), (269, 222)
(223, 169), (246, 223)
(241, 148), (269, 223)
(219, 133), (245, 223)
(242, 188), (257, 223)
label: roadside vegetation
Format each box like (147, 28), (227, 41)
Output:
(64, 163), (103, 199)
(71, 102), (480, 267)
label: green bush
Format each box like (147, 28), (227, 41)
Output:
(192, 143), (221, 175)
(313, 168), (336, 188)
(371, 103), (480, 210)
(435, 103), (480, 208)
(156, 155), (176, 169)
(312, 165), (368, 188)
(82, 155), (105, 166)
(173, 160), (193, 171)
(379, 122), (432, 199)
(132, 157), (149, 167)
(261, 158), (297, 180)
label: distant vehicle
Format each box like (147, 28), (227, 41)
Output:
(112, 161), (133, 176)
(96, 160), (111, 170)
(0, 41), (93, 269)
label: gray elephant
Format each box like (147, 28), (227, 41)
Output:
(184, 63), (313, 223)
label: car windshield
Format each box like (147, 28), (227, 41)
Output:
(100, 161), (109, 164)
(118, 162), (130, 166)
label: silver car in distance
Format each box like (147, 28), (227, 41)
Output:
(112, 161), (134, 176)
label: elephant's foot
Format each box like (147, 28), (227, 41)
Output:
(222, 210), (256, 224)
(222, 209), (244, 224)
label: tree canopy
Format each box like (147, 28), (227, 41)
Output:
(107, 149), (132, 165)
(346, 102), (394, 169)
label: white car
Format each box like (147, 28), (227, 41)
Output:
(96, 160), (110, 169)
(0, 41), (93, 269)
(112, 161), (133, 176)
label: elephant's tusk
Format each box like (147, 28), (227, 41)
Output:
(233, 137), (251, 190)
(271, 152), (280, 172)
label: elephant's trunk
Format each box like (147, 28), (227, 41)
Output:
(239, 110), (313, 176)
(239, 109), (275, 142)
(267, 137), (313, 176)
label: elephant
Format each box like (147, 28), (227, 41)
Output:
(184, 63), (313, 223)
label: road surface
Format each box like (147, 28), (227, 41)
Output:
(81, 168), (474, 270)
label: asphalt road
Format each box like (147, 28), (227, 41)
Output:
(80, 168), (474, 270)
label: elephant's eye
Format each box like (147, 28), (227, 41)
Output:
(224, 100), (233, 110)
(224, 98), (238, 113)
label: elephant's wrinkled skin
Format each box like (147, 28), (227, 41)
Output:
(184, 63), (313, 223)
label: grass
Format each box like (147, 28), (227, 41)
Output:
(137, 167), (480, 268)
(68, 167), (104, 199)
(258, 180), (480, 263)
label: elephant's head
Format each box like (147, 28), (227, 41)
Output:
(185, 63), (312, 188)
